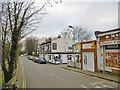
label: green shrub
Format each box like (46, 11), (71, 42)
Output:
(32, 54), (39, 57)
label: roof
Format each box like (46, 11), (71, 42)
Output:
(95, 28), (120, 38)
(75, 40), (96, 45)
(40, 41), (51, 46)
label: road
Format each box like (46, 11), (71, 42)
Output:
(20, 56), (118, 88)
(0, 65), (2, 89)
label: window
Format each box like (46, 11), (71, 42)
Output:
(84, 55), (87, 65)
(67, 55), (72, 60)
(49, 55), (51, 60)
(52, 43), (57, 50)
(58, 54), (61, 59)
(76, 55), (80, 63)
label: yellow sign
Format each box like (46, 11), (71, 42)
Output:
(91, 41), (96, 48)
(76, 43), (81, 50)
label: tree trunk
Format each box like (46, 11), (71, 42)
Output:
(2, 39), (9, 82)
(2, 60), (9, 83)
(8, 31), (19, 80)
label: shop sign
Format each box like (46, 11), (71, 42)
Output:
(100, 32), (120, 45)
(100, 40), (120, 45)
(105, 44), (120, 49)
(75, 43), (81, 50)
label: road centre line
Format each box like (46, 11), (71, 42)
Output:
(50, 73), (69, 83)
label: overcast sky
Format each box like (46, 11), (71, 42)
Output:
(29, 0), (119, 39)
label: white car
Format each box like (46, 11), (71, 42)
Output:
(32, 57), (39, 63)
(51, 60), (60, 64)
(28, 56), (33, 60)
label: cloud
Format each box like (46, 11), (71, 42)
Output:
(31, 1), (118, 39)
(98, 17), (116, 24)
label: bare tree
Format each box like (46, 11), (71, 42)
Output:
(25, 36), (39, 55)
(1, 0), (61, 83)
(62, 25), (93, 43)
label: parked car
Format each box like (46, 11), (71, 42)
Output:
(51, 61), (60, 64)
(38, 58), (46, 64)
(28, 56), (33, 60)
(20, 54), (24, 57)
(32, 57), (39, 63)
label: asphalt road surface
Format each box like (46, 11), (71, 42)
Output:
(0, 66), (2, 89)
(20, 56), (118, 88)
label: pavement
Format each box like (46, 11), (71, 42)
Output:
(61, 65), (120, 84)
(17, 59), (26, 89)
(5, 59), (26, 89)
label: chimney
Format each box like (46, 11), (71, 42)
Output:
(58, 35), (61, 38)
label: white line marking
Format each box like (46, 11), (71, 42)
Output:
(80, 85), (87, 88)
(94, 86), (102, 88)
(90, 81), (105, 86)
(90, 81), (103, 88)
(50, 73), (69, 83)
(90, 81), (113, 88)
(102, 85), (113, 88)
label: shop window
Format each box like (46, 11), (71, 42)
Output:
(67, 55), (72, 60)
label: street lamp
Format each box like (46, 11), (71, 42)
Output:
(69, 25), (76, 67)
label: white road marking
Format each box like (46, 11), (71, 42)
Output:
(102, 85), (113, 88)
(50, 73), (69, 83)
(80, 85), (87, 88)
(90, 81), (102, 88)
(90, 81), (113, 88)
(94, 86), (102, 88)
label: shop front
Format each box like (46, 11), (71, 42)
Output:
(80, 40), (98, 72)
(95, 28), (120, 73)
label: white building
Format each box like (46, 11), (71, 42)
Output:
(39, 34), (75, 64)
(47, 34), (74, 64)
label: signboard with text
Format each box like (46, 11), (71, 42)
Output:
(100, 32), (120, 45)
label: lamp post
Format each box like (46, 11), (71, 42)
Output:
(69, 25), (76, 67)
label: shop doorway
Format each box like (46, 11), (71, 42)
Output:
(82, 52), (95, 72)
